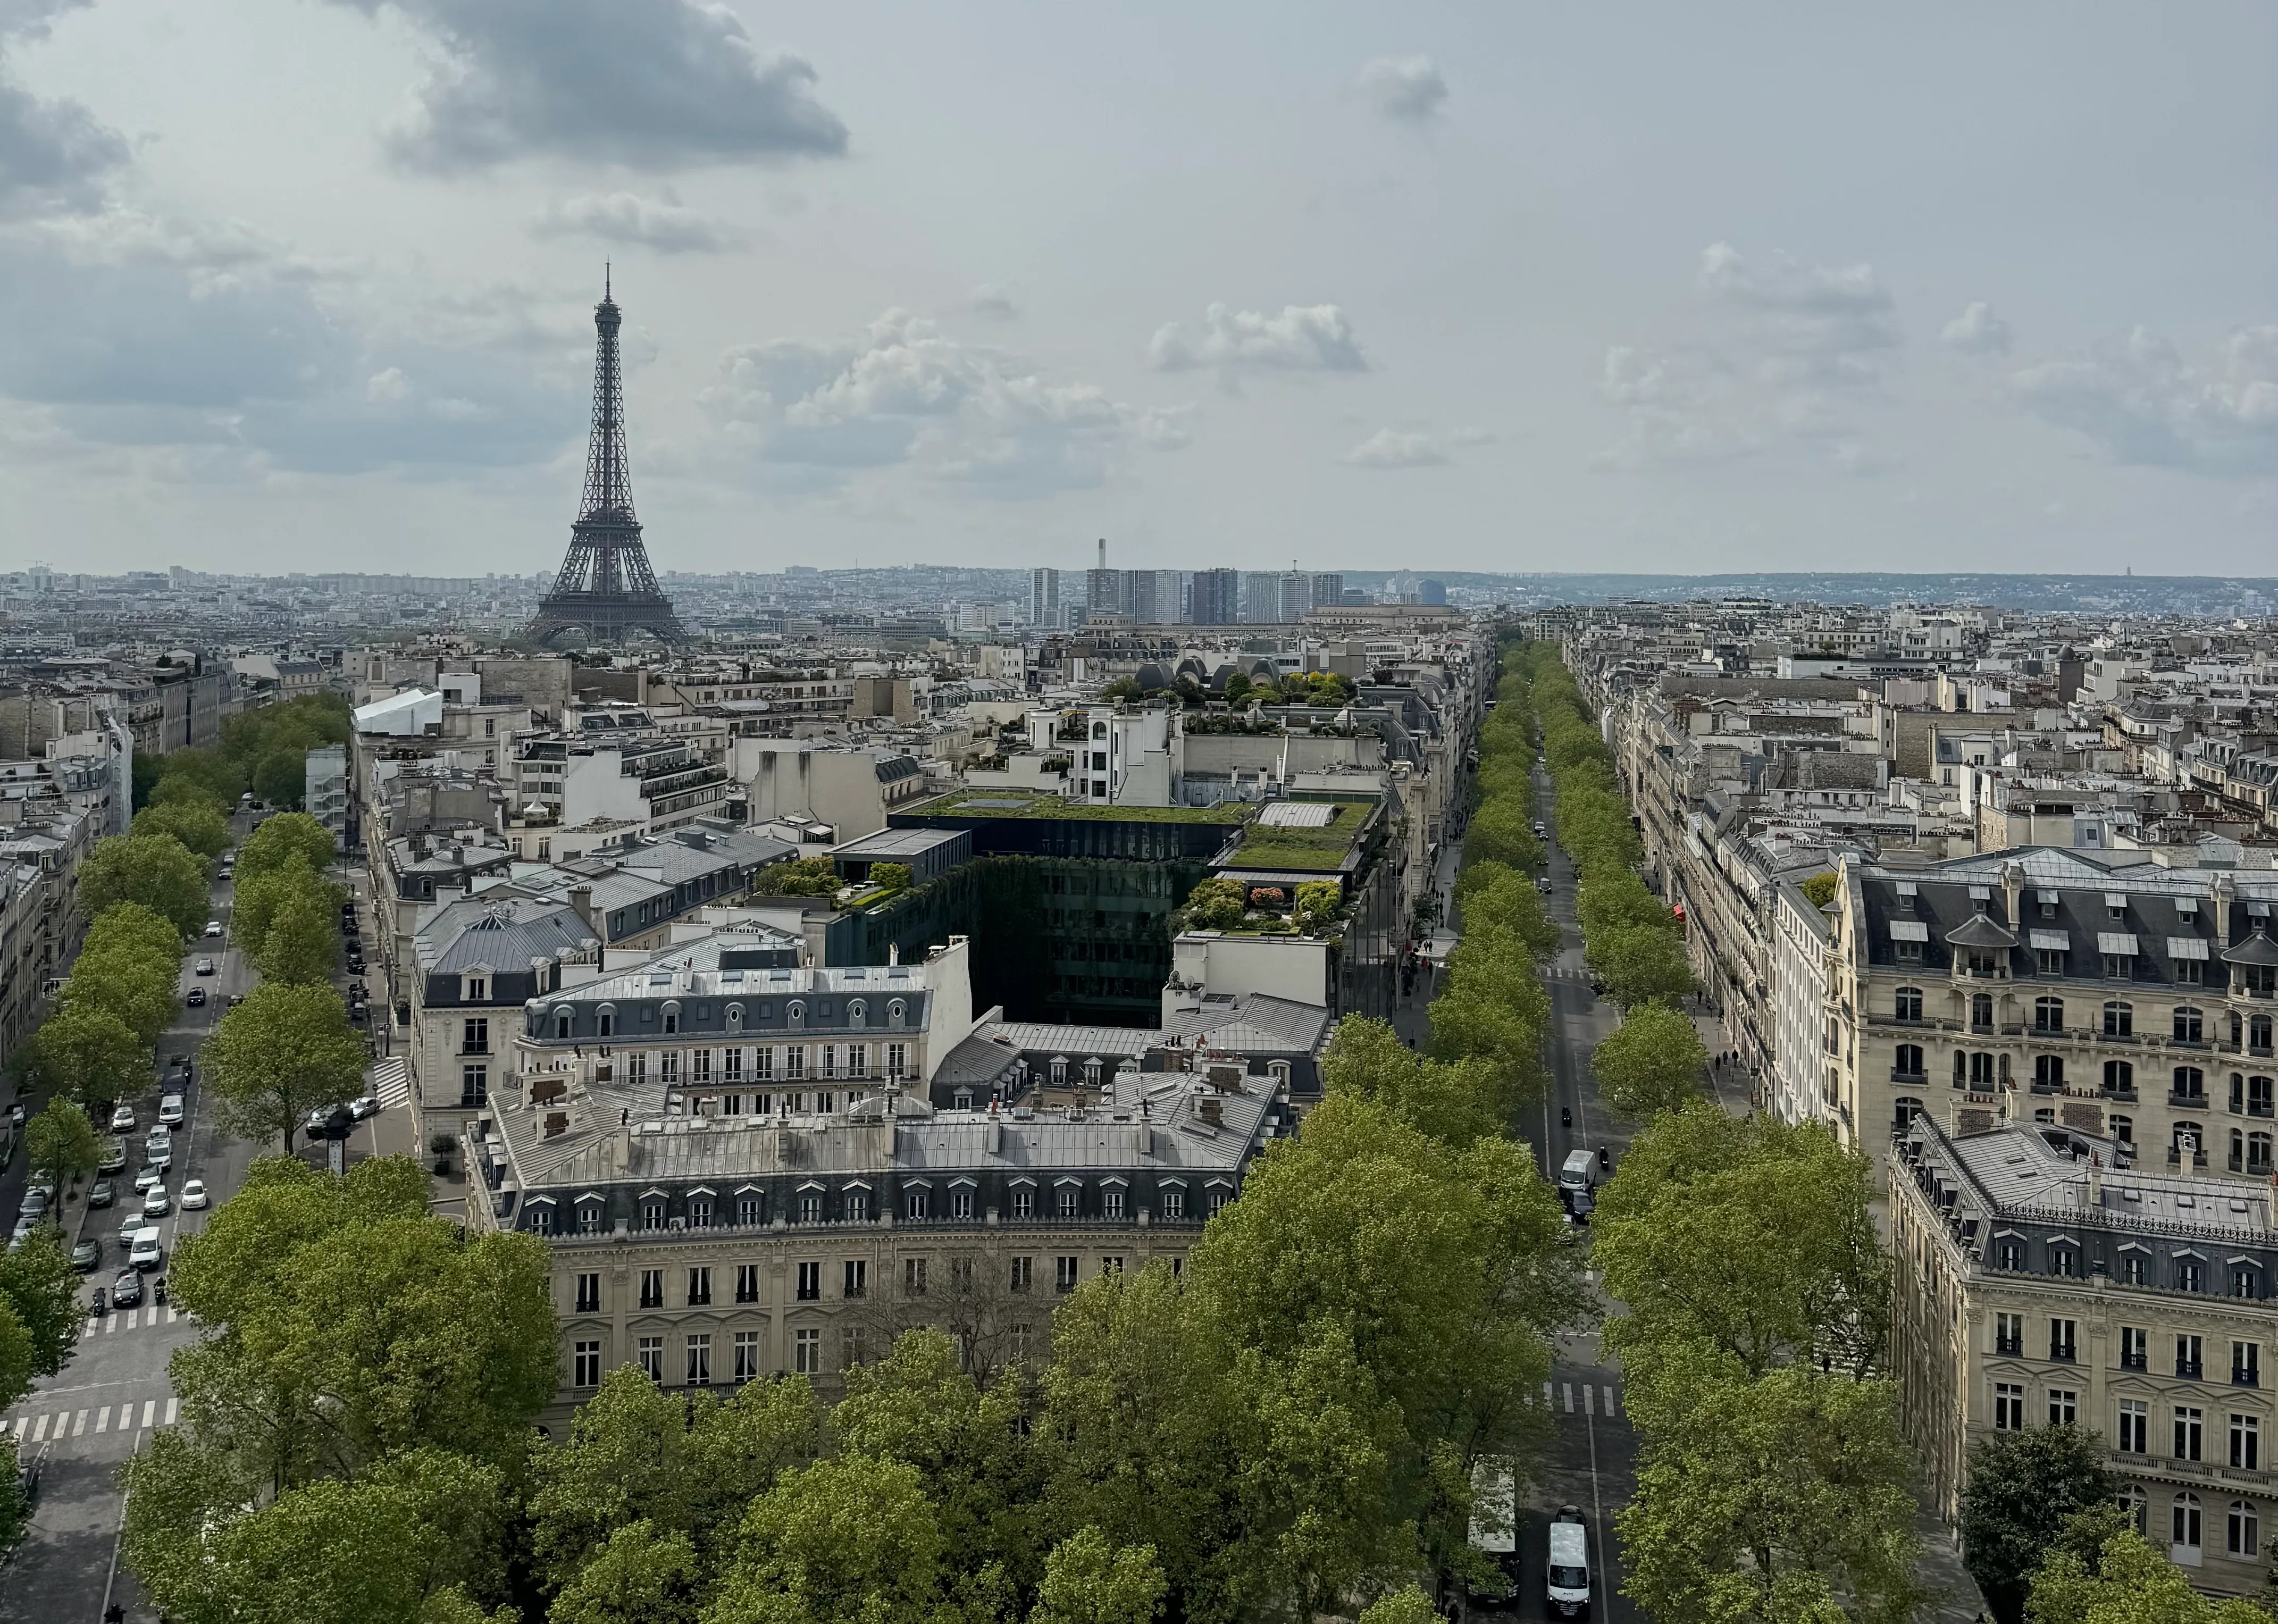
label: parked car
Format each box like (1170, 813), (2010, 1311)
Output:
(10, 1216), (40, 1248)
(185, 987), (206, 1007)
(110, 1103), (136, 1132)
(349, 1095), (381, 1120)
(70, 1238), (100, 1272)
(111, 1269), (144, 1308)
(17, 1190), (46, 1221)
(203, 920), (223, 938)
(145, 1123), (171, 1150)
(133, 1167), (164, 1195)
(88, 1178), (115, 1209)
(142, 1188), (171, 1219)
(99, 1136), (128, 1173)
(194, 958), (216, 976)
(180, 1178), (209, 1211)
(129, 1230), (163, 1271)
(158, 1094), (185, 1126)
(348, 1002), (367, 1023)
(145, 1145), (172, 1175)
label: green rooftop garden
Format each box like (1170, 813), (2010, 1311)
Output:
(1222, 798), (1377, 872)
(904, 790), (1251, 825)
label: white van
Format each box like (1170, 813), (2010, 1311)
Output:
(128, 1228), (164, 1271)
(1465, 1459), (1521, 1603)
(1558, 1149), (1596, 1195)
(1547, 1506), (1591, 1618)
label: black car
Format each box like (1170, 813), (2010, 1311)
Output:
(70, 1238), (100, 1272)
(111, 1269), (143, 1309)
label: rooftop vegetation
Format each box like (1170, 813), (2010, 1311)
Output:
(904, 790), (1251, 825)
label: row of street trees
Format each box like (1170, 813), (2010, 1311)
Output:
(127, 692), (353, 816)
(1509, 634), (1926, 1622)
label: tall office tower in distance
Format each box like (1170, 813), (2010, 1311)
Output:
(1123, 569), (1184, 625)
(1310, 574), (1344, 616)
(1419, 577), (1448, 606)
(1029, 567), (1061, 627)
(525, 274), (686, 646)
(1086, 542), (1123, 620)
(1191, 568), (1240, 625)
(1240, 571), (1284, 623)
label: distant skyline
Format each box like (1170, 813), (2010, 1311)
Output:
(0, 2), (2271, 576)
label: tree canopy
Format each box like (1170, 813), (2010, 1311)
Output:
(200, 981), (370, 1151)
(77, 831), (210, 938)
(1590, 1002), (1707, 1118)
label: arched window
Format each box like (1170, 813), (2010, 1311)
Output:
(1893, 1096), (1925, 1133)
(1895, 1043), (1923, 1078)
(596, 1004), (615, 1039)
(2034, 997), (2064, 1032)
(847, 999), (866, 1029)
(788, 1000), (805, 1029)
(887, 999), (906, 1028)
(2229, 1500), (2260, 1559)
(1953, 1052), (1967, 1086)
(2174, 1492), (2202, 1554)
(1971, 993), (1994, 1032)
(2034, 1054), (2064, 1087)
(1968, 1052), (1995, 1089)
(554, 1007), (574, 1040)
(2175, 1006), (2203, 1043)
(2174, 1066), (2204, 1101)
(2103, 1001), (2133, 1039)
(1268, 1060), (1292, 1087)
(2118, 1486), (2147, 1536)
(2104, 1059), (2133, 1094)
(1091, 721), (1107, 740)
(661, 1000), (681, 1036)
(725, 1002), (743, 1029)
(1895, 986), (1923, 1022)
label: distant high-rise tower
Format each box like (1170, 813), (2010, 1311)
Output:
(1191, 568), (1239, 625)
(525, 274), (686, 646)
(1029, 567), (1062, 627)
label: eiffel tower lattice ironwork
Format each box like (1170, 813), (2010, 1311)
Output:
(525, 272), (686, 646)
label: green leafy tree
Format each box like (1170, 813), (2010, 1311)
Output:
(229, 854), (342, 961)
(252, 748), (310, 809)
(1617, 1347), (1925, 1624)
(1032, 1527), (1167, 1624)
(549, 1521), (704, 1624)
(1590, 1003), (1708, 1118)
(34, 1002), (147, 1106)
(1959, 1427), (2121, 1624)
(80, 899), (187, 968)
(1800, 871), (1840, 910)
(162, 1155), (557, 1494)
(529, 1366), (823, 1589)
(201, 981), (367, 1151)
(1100, 677), (1144, 702)
(77, 831), (209, 937)
(0, 1230), (85, 1405)
(705, 1453), (948, 1624)
(753, 856), (844, 898)
(23, 1098), (99, 1189)
(1595, 1106), (1890, 1380)
(2025, 1525), (2270, 1624)
(132, 798), (232, 859)
(149, 747), (246, 809)
(235, 810), (337, 888)
(869, 862), (915, 893)
(1356, 1588), (1440, 1624)
(1588, 925), (1697, 1011)
(258, 877), (342, 986)
(1292, 880), (1339, 931)
(1321, 1016), (1509, 1147)
(1174, 876), (1246, 932)
(1222, 672), (1252, 704)
(62, 940), (181, 1048)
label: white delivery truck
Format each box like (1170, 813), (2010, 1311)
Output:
(1546, 1505), (1592, 1618)
(1464, 1458), (1521, 1605)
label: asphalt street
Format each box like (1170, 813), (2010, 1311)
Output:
(0, 831), (403, 1623)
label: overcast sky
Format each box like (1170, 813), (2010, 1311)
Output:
(1, 1), (2272, 579)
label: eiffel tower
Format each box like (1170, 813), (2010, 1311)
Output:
(525, 272), (687, 646)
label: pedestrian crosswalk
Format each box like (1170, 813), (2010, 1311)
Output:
(11, 1394), (176, 1449)
(83, 1305), (184, 1337)
(1538, 1379), (1623, 1419)
(369, 1056), (412, 1109)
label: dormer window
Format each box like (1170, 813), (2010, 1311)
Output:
(847, 999), (865, 1029)
(554, 1007), (573, 1040)
(788, 1000), (806, 1029)
(725, 1003), (743, 1029)
(1895, 882), (1917, 914)
(464, 976), (487, 1002)
(661, 1000), (681, 1035)
(596, 1005), (615, 1039)
(886, 999), (905, 1028)
(2037, 890), (2059, 919)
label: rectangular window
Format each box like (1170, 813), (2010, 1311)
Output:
(1103, 1186), (1126, 1219)
(1101, 1255), (1125, 1276)
(734, 1330), (761, 1383)
(754, 1048), (775, 1082)
(799, 1192), (822, 1224)
(2050, 1319), (2077, 1362)
(2231, 1503), (2260, 1559)
(578, 1203), (604, 1235)
(687, 1267), (711, 1307)
(847, 1189), (870, 1222)
(573, 1340), (601, 1387)
(1995, 1313), (2023, 1355)
(1994, 1382), (2026, 1431)
(887, 1042), (908, 1080)
(2238, 1342), (2263, 1387)
(459, 1064), (488, 1107)
(692, 1049), (712, 1084)
(2117, 1400), (2148, 1453)
(639, 1269), (663, 1309)
(784, 1046), (806, 1081)
(529, 1206), (554, 1236)
(848, 1043), (867, 1078)
(627, 1052), (646, 1085)
(637, 1336), (664, 1382)
(1012, 1186), (1035, 1220)
(723, 1049), (744, 1083)
(2176, 1406), (2204, 1461)
(2047, 1389), (2077, 1427)
(1010, 1255), (1033, 1293)
(685, 1334), (711, 1387)
(1162, 1187), (1185, 1220)
(2232, 1414), (2261, 1470)
(906, 1187), (929, 1221)
(797, 1261), (820, 1301)
(841, 1325), (865, 1371)
(1055, 1255), (1079, 1295)
(2122, 1327), (2148, 1369)
(688, 1198), (712, 1230)
(821, 1044), (839, 1080)
(2179, 1335), (2205, 1378)
(1057, 1185), (1080, 1219)
(659, 1051), (680, 1086)
(794, 1328), (820, 1375)
(463, 1017), (489, 1053)
(950, 1186), (974, 1221)
(843, 1260), (867, 1299)
(904, 1258), (928, 1296)
(737, 1194), (762, 1227)
(736, 1263), (760, 1303)
(575, 1272), (601, 1314)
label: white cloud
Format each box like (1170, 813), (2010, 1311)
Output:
(1137, 404), (1194, 449)
(1339, 427), (1473, 468)
(328, 0), (849, 173)
(1940, 300), (2013, 356)
(1599, 243), (1903, 470)
(365, 367), (411, 403)
(1356, 56), (1448, 124)
(702, 310), (1177, 497)
(2005, 324), (2278, 475)
(1148, 303), (1367, 374)
(529, 190), (746, 253)
(0, 0), (125, 214)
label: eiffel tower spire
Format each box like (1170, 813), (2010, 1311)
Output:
(525, 274), (686, 646)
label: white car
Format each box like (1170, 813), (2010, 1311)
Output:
(203, 920), (223, 938)
(129, 1230), (163, 1271)
(179, 1179), (208, 1211)
(133, 1167), (163, 1195)
(158, 1094), (185, 1126)
(109, 1104), (136, 1132)
(141, 1188), (170, 1219)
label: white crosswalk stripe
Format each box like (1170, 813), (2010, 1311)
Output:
(1561, 1383), (1574, 1413)
(369, 1057), (412, 1109)
(1604, 1386), (1618, 1417)
(141, 1400), (156, 1429)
